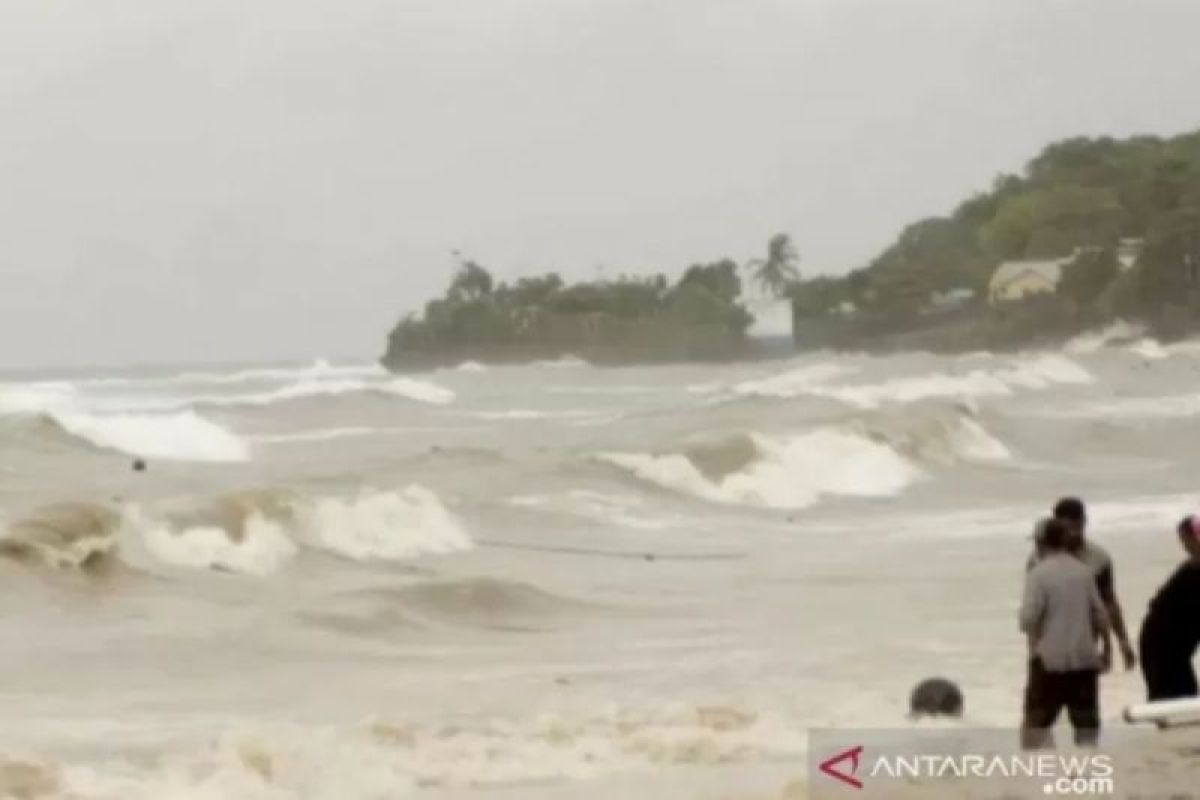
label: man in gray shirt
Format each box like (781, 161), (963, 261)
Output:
(1020, 518), (1111, 749)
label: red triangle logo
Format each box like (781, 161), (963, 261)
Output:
(819, 745), (864, 789)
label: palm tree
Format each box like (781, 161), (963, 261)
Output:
(747, 233), (801, 297)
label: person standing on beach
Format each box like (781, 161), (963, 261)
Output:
(1138, 515), (1200, 701)
(1028, 497), (1136, 673)
(1020, 518), (1111, 749)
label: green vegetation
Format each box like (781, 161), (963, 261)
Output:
(790, 129), (1200, 349)
(748, 233), (801, 298)
(383, 249), (773, 369)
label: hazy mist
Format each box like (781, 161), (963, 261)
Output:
(2, 0), (1198, 369)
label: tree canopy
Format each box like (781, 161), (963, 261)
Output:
(789, 128), (1200, 332)
(384, 253), (760, 368)
(748, 234), (801, 297)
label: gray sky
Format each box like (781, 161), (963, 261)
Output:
(2, 0), (1198, 369)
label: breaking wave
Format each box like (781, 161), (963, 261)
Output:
(731, 362), (856, 398)
(1127, 338), (1168, 360)
(1065, 320), (1145, 353)
(806, 354), (1093, 408)
(599, 429), (921, 510)
(597, 414), (1008, 510)
(299, 486), (471, 562)
(0, 487), (470, 578)
(721, 355), (1091, 408)
(51, 410), (250, 462)
(0, 374), (455, 420)
(194, 376), (456, 409)
(79, 359), (387, 388)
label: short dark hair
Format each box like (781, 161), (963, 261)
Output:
(1053, 497), (1086, 524)
(1041, 518), (1071, 551)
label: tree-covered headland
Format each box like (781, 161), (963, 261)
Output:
(383, 251), (779, 370)
(789, 129), (1200, 350)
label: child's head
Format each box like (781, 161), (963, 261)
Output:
(909, 677), (963, 719)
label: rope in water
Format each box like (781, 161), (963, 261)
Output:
(474, 538), (744, 561)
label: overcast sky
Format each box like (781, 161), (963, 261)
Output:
(1, 0), (1198, 369)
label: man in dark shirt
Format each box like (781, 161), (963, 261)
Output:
(1139, 515), (1200, 701)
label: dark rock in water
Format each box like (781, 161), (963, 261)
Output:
(132, 459), (147, 472)
(910, 677), (963, 718)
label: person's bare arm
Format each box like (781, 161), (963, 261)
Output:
(1019, 572), (1045, 643)
(1089, 582), (1113, 672)
(1097, 563), (1136, 670)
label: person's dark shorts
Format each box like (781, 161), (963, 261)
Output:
(1022, 657), (1099, 749)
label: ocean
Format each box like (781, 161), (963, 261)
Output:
(0, 323), (1195, 798)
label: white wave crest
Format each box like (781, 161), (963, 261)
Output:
(533, 355), (589, 368)
(1065, 320), (1145, 353)
(600, 429), (922, 510)
(123, 506), (298, 576)
(808, 354), (1092, 408)
(251, 427), (378, 445)
(731, 362), (855, 398)
(381, 377), (455, 405)
(1128, 338), (1168, 360)
(300, 486), (471, 561)
(53, 411), (250, 462)
(945, 417), (1011, 462)
(509, 489), (676, 530)
(197, 376), (455, 409)
(83, 359), (387, 388)
(0, 382), (77, 415)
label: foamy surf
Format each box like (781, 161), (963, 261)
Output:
(599, 429), (923, 510)
(1, 487), (469, 577)
(804, 354), (1092, 408)
(77, 359), (388, 388)
(1065, 320), (1146, 353)
(509, 490), (676, 530)
(2, 704), (803, 800)
(123, 505), (299, 576)
(299, 486), (471, 561)
(195, 376), (456, 409)
(731, 362), (855, 398)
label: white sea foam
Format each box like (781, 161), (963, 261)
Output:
(250, 427), (382, 445)
(299, 486), (471, 561)
(946, 417), (1012, 462)
(533, 355), (589, 369)
(1052, 393), (1200, 420)
(600, 429), (923, 510)
(197, 377), (456, 409)
(31, 705), (802, 800)
(1065, 320), (1145, 353)
(0, 382), (78, 415)
(805, 354), (1092, 408)
(731, 362), (855, 398)
(1128, 338), (1168, 360)
(82, 359), (387, 388)
(53, 411), (250, 462)
(122, 507), (298, 576)
(510, 489), (676, 530)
